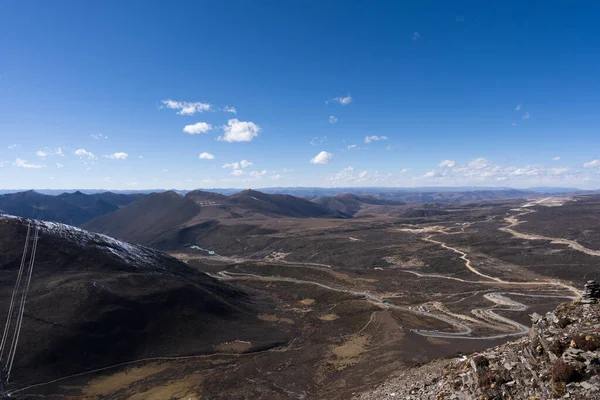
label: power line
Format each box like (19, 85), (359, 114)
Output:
(0, 221), (31, 361)
(6, 222), (39, 382)
(0, 217), (41, 388)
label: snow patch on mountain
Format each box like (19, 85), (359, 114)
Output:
(1, 213), (172, 271)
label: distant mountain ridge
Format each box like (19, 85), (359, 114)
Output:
(0, 190), (142, 225)
(0, 187), (586, 233)
(81, 189), (348, 249)
(0, 186), (589, 197)
(82, 191), (203, 246)
(312, 193), (406, 216)
(228, 189), (348, 218)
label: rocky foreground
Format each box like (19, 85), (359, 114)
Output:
(358, 296), (600, 399)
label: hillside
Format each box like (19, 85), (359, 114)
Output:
(0, 214), (285, 388)
(0, 190), (142, 225)
(312, 193), (405, 216)
(82, 189), (349, 250)
(185, 189), (228, 203)
(228, 189), (348, 218)
(57, 190), (142, 211)
(82, 191), (202, 245)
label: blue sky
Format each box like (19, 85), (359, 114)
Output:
(1, 1), (600, 190)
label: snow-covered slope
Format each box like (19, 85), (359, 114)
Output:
(2, 213), (178, 272)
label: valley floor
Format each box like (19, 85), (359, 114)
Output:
(8, 195), (600, 399)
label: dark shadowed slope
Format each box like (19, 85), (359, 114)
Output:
(82, 191), (202, 244)
(312, 193), (405, 216)
(0, 214), (285, 387)
(0, 190), (145, 226)
(185, 189), (228, 203)
(228, 189), (348, 218)
(0, 191), (97, 225)
(82, 189), (349, 250)
(57, 190), (143, 210)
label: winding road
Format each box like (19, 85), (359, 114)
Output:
(500, 210), (600, 257)
(214, 201), (584, 341)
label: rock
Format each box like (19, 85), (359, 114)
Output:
(580, 381), (593, 390)
(565, 348), (584, 356)
(583, 280), (600, 303)
(531, 313), (543, 323)
(356, 284), (600, 400)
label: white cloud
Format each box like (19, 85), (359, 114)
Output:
(223, 162), (239, 169)
(271, 174), (281, 180)
(583, 160), (600, 168)
(199, 152), (215, 160)
(347, 144), (357, 149)
(91, 133), (108, 140)
(522, 112), (530, 120)
(8, 144), (18, 150)
(218, 119), (260, 142)
(400, 168), (409, 173)
(222, 106), (237, 114)
(138, 155), (144, 159)
(36, 147), (64, 158)
(515, 105), (521, 111)
(311, 136), (327, 145)
(512, 123), (517, 126)
(161, 99), (211, 115)
(418, 157), (586, 187)
(412, 32), (421, 40)
(250, 170), (268, 177)
(438, 160), (456, 168)
(549, 167), (569, 175)
(326, 166), (389, 186)
(329, 94), (352, 105)
(329, 115), (338, 124)
(183, 122), (212, 134)
(14, 158), (43, 169)
(552, 156), (561, 161)
(310, 151), (333, 164)
(364, 135), (388, 144)
(74, 149), (96, 160)
(231, 169), (244, 176)
(223, 160), (252, 169)
(467, 157), (490, 170)
(56, 163), (64, 168)
(103, 152), (128, 160)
